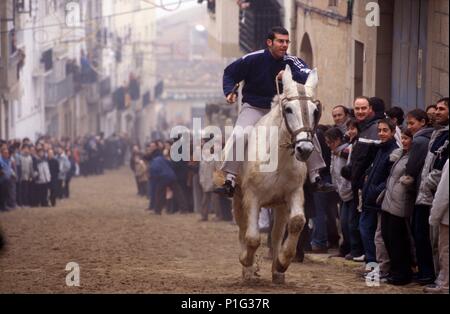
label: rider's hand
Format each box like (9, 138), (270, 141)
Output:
(276, 70), (285, 81)
(226, 93), (237, 104)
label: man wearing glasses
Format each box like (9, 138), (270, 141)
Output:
(216, 26), (334, 197)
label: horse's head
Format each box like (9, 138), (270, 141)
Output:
(281, 65), (321, 162)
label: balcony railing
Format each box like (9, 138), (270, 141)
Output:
(45, 74), (75, 107)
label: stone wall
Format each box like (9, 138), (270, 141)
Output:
(428, 0), (449, 103)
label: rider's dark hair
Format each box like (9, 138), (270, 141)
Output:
(267, 26), (289, 41)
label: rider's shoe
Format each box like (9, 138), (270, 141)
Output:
(213, 180), (235, 198)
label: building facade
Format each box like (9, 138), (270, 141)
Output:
(0, 0), (24, 140)
(296, 0), (448, 121)
(153, 5), (223, 140)
(0, 0), (157, 144)
(204, 0), (449, 124)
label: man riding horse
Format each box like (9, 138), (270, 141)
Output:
(215, 26), (334, 197)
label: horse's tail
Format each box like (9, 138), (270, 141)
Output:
(232, 186), (247, 232)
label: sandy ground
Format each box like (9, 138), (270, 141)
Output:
(0, 167), (424, 293)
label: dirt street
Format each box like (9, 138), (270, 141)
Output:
(0, 168), (423, 293)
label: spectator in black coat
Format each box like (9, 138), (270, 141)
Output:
(47, 149), (59, 207)
(360, 119), (399, 272)
(341, 98), (381, 265)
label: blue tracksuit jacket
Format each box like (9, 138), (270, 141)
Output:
(223, 48), (311, 109)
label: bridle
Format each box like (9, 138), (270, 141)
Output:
(275, 79), (322, 153)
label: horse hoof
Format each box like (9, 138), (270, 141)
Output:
(272, 272), (285, 284)
(275, 257), (288, 273)
(242, 266), (258, 282)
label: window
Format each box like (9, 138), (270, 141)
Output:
(9, 29), (17, 55)
(239, 0), (282, 53)
(354, 41), (364, 98)
(198, 0), (215, 14)
(207, 0), (215, 14)
(41, 49), (53, 71)
(129, 77), (140, 101)
(100, 77), (111, 98)
(143, 91), (150, 107)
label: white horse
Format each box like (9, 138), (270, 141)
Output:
(233, 65), (321, 284)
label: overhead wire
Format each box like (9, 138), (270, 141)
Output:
(13, 0), (195, 76)
(8, 0), (200, 78)
(0, 0), (197, 34)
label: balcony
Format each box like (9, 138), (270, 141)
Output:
(45, 74), (75, 108)
(0, 50), (22, 92)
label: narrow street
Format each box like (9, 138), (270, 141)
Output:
(0, 168), (423, 293)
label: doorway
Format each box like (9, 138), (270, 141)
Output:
(391, 0), (428, 111)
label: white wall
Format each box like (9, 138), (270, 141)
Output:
(13, 6), (44, 141)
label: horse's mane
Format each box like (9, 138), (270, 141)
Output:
(270, 94), (282, 110)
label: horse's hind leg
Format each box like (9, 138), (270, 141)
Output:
(271, 206), (289, 284)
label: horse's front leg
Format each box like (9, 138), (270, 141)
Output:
(275, 188), (306, 274)
(239, 192), (261, 281)
(271, 205), (289, 284)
